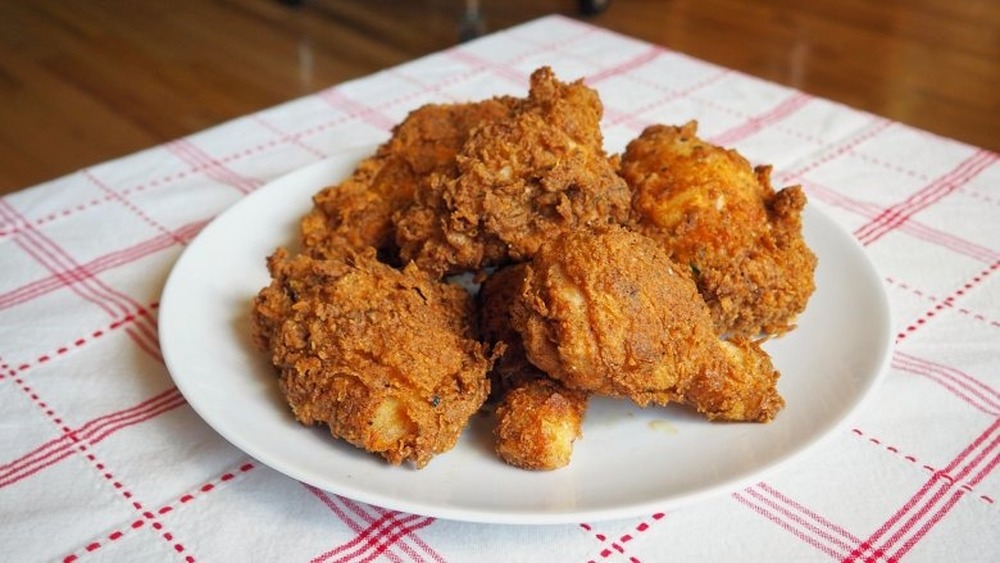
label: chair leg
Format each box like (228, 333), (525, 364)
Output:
(578, 0), (611, 16)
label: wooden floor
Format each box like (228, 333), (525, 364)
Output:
(1, 0), (997, 194)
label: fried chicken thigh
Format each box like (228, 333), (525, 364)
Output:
(394, 67), (631, 276)
(250, 248), (492, 468)
(510, 225), (784, 422)
(301, 98), (513, 261)
(621, 121), (817, 336)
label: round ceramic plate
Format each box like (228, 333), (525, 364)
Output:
(159, 147), (893, 525)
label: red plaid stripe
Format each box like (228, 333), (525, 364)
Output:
(0, 200), (160, 360)
(845, 419), (1000, 562)
(0, 387), (186, 488)
(317, 88), (399, 132)
(708, 92), (814, 147)
(0, 220), (204, 312)
(734, 483), (861, 559)
(892, 352), (1000, 415)
(804, 180), (1000, 264)
(305, 485), (444, 563)
(167, 139), (264, 195)
(854, 150), (997, 246)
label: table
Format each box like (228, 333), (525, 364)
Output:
(2, 15), (997, 562)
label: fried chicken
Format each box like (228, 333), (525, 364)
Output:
(301, 98), (514, 262)
(479, 263), (589, 470)
(394, 66), (631, 276)
(510, 225), (783, 422)
(493, 377), (588, 471)
(250, 248), (492, 468)
(478, 263), (546, 396)
(620, 121), (817, 336)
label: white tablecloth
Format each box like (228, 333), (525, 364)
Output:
(2, 15), (997, 562)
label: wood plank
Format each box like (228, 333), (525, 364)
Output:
(0, 0), (996, 194)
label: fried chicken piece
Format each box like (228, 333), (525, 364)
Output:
(494, 378), (588, 470)
(479, 264), (589, 469)
(250, 248), (492, 468)
(620, 121), (817, 336)
(394, 66), (631, 276)
(478, 263), (546, 396)
(510, 225), (783, 422)
(300, 98), (514, 261)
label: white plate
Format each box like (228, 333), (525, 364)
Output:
(159, 147), (893, 525)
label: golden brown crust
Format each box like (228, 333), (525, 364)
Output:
(251, 69), (807, 473)
(301, 98), (514, 262)
(250, 248), (491, 468)
(494, 378), (588, 471)
(394, 66), (631, 276)
(621, 121), (817, 336)
(478, 263), (547, 398)
(510, 226), (783, 422)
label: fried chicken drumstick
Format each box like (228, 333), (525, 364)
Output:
(621, 121), (817, 336)
(510, 225), (784, 422)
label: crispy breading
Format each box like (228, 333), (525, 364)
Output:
(300, 98), (514, 262)
(394, 66), (631, 276)
(478, 263), (546, 397)
(621, 121), (817, 336)
(510, 225), (783, 422)
(494, 378), (588, 471)
(250, 248), (492, 468)
(479, 263), (589, 469)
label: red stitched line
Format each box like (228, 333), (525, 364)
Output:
(776, 118), (893, 184)
(0, 199), (164, 362)
(4, 299), (189, 559)
(895, 262), (1000, 342)
(851, 428), (996, 506)
(844, 419), (1000, 562)
(82, 169), (186, 246)
(166, 139), (262, 195)
(0, 199), (139, 317)
(580, 512), (665, 562)
(0, 386), (185, 488)
(250, 115), (327, 159)
(60, 462), (255, 563)
(960, 186), (999, 206)
(708, 92), (813, 147)
(318, 88), (399, 132)
(693, 93), (934, 184)
(2, 302), (159, 380)
(602, 68), (731, 131)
